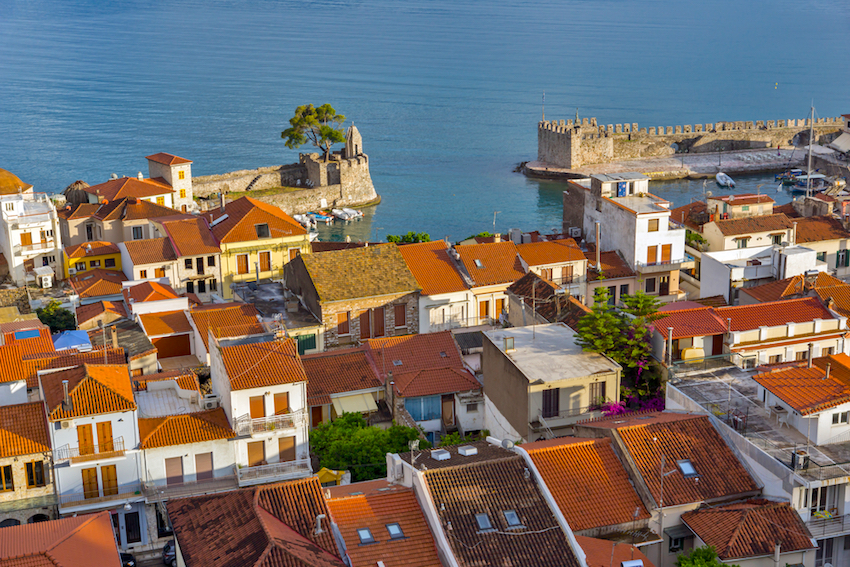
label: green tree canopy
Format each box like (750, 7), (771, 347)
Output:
(675, 546), (738, 567)
(281, 104), (346, 160)
(36, 300), (75, 333)
(309, 412), (431, 481)
(386, 232), (431, 244)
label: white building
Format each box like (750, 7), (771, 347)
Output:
(0, 192), (62, 286)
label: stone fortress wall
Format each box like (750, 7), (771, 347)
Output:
(539, 116), (844, 169)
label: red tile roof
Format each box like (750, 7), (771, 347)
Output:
(670, 201), (709, 231)
(84, 176), (174, 201)
(122, 237), (177, 265)
(146, 152), (192, 165)
(795, 216), (850, 243)
(138, 310), (192, 336)
(69, 269), (128, 298)
(715, 296), (835, 331)
(3, 327), (55, 357)
(393, 367), (480, 398)
(714, 213), (794, 236)
(158, 216), (221, 257)
(741, 272), (846, 303)
(57, 202), (99, 221)
(326, 480), (443, 567)
(0, 343), (30, 384)
(0, 511), (122, 567)
(681, 499), (815, 560)
(584, 245), (636, 280)
(95, 196), (188, 222)
(123, 281), (180, 304)
(753, 354), (850, 415)
(21, 347), (126, 389)
(516, 238), (585, 267)
(0, 401), (51, 458)
(218, 338), (307, 390)
(189, 302), (263, 351)
(397, 240), (469, 296)
(524, 437), (650, 531)
(818, 285), (850, 318)
(574, 536), (656, 567)
(301, 348), (382, 406)
(76, 300), (127, 326)
(40, 364), (135, 420)
(455, 241), (525, 286)
(712, 194), (775, 206)
(773, 202), (800, 217)
(652, 307), (728, 339)
(508, 271), (591, 329)
(64, 241), (120, 258)
(132, 369), (200, 392)
(202, 196), (306, 243)
(139, 407), (235, 449)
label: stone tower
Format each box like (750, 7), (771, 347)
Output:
(344, 125), (363, 159)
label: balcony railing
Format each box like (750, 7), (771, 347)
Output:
(54, 437), (126, 464)
(236, 459), (311, 486)
(549, 274), (586, 286)
(14, 238), (55, 256)
(808, 513), (850, 538)
(635, 257), (687, 269)
(143, 473), (239, 501)
(58, 481), (142, 509)
(234, 410), (306, 437)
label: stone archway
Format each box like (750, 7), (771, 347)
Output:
(0, 518), (21, 528)
(28, 514), (49, 523)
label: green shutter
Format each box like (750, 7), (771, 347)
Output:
(296, 334), (317, 355)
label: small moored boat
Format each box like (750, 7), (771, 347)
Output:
(341, 208), (363, 219)
(716, 172), (736, 188)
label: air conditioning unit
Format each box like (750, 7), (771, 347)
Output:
(68, 268), (77, 276)
(791, 450), (810, 471)
(569, 227), (581, 238)
(60, 419), (74, 429)
(40, 275), (53, 289)
(202, 394), (221, 410)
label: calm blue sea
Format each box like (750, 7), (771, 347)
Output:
(1, 0), (849, 242)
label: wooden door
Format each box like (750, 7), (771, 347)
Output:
(259, 251), (271, 272)
(289, 248), (299, 261)
(96, 421), (113, 453)
(495, 298), (505, 316)
(274, 392), (290, 415)
(124, 511), (141, 544)
(712, 334), (724, 356)
(360, 310), (371, 340)
(195, 453), (213, 481)
(20, 232), (32, 246)
(82, 467), (99, 499)
(247, 441), (265, 467)
(373, 307), (385, 337)
(441, 394), (455, 427)
(479, 300), (489, 320)
(237, 254), (249, 274)
(77, 424), (94, 456)
(541, 268), (553, 281)
(661, 244), (672, 264)
(647, 245), (657, 265)
(337, 312), (350, 336)
(101, 464), (118, 496)
(39, 230), (47, 243)
(278, 436), (296, 463)
(165, 457), (183, 486)
(562, 265), (574, 283)
(249, 396), (265, 419)
(311, 406), (323, 428)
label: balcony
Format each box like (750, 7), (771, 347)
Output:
(234, 410), (306, 437)
(58, 481), (142, 511)
(549, 274), (586, 287)
(143, 473), (238, 502)
(14, 238), (55, 256)
(635, 257), (688, 274)
(529, 403), (609, 435)
(54, 437), (126, 464)
(236, 459), (312, 487)
(808, 512), (850, 539)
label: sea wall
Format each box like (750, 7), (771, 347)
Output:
(539, 116), (844, 169)
(192, 163), (307, 197)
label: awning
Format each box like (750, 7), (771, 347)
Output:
(829, 132), (850, 153)
(332, 393), (378, 415)
(33, 266), (54, 276)
(664, 525), (694, 540)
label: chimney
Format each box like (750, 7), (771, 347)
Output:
(825, 362), (831, 380)
(667, 327), (674, 366)
(792, 221), (797, 245)
(220, 191), (226, 212)
(314, 514), (326, 534)
(807, 343), (814, 368)
(494, 233), (501, 243)
(774, 542), (781, 565)
(727, 317), (732, 332)
(110, 326), (118, 349)
(62, 380), (70, 407)
(595, 222), (601, 268)
(137, 172), (144, 180)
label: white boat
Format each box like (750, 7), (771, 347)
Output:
(332, 208), (355, 221)
(341, 208), (363, 219)
(716, 172), (736, 187)
(293, 214), (316, 229)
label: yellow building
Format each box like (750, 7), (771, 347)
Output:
(201, 196), (310, 298)
(63, 241), (122, 279)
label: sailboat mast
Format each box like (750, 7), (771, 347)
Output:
(807, 105), (814, 198)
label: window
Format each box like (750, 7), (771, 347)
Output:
(187, 282), (194, 294)
(75, 263), (85, 271)
(104, 258), (116, 268)
(817, 252), (827, 262)
(337, 312), (350, 336)
(648, 219), (659, 232)
(207, 256), (215, 267)
(769, 355), (782, 364)
(210, 279), (217, 291)
(824, 347), (835, 355)
(237, 254), (249, 274)
(386, 523), (404, 539)
(184, 258), (193, 270)
(155, 268), (165, 278)
(196, 257), (204, 275)
(255, 223), (270, 238)
(474, 259), (484, 269)
(607, 285), (616, 306)
(357, 528), (375, 544)
(249, 396), (265, 419)
(772, 234), (783, 245)
(646, 245), (657, 265)
(296, 333), (316, 355)
(645, 277), (657, 294)
(737, 238), (748, 249)
(796, 351), (809, 361)
(669, 536), (685, 553)
(404, 396), (441, 421)
(178, 171), (185, 180)
(0, 465), (12, 491)
(475, 513), (494, 532)
(25, 461), (45, 488)
(259, 251), (271, 272)
(4, 203), (13, 211)
(360, 310), (371, 340)
(479, 300), (490, 320)
(742, 205), (750, 211)
(467, 403), (479, 413)
(503, 510), (522, 528)
(132, 226), (143, 240)
(838, 250), (850, 268)
(589, 381), (606, 404)
(833, 412), (849, 425)
(198, 280), (206, 294)
(620, 284), (629, 297)
(542, 388), (560, 418)
(676, 459), (698, 478)
(89, 260), (101, 268)
(139, 270), (147, 279)
(179, 188), (186, 198)
(394, 304), (406, 328)
(817, 538), (834, 567)
(289, 248), (300, 261)
(659, 275), (670, 296)
(156, 196), (165, 206)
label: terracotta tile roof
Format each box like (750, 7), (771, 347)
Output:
(574, 536), (656, 567)
(168, 477), (344, 567)
(158, 216), (221, 257)
(326, 480), (443, 567)
(76, 300), (127, 326)
(715, 296), (835, 331)
(651, 307), (728, 339)
(64, 241), (120, 258)
(123, 281), (180, 304)
(423, 443), (582, 567)
(524, 437), (650, 531)
(681, 499), (815, 560)
(138, 310), (192, 336)
(57, 202), (99, 220)
(507, 271), (590, 329)
(0, 318), (46, 334)
(69, 269), (128, 299)
(455, 241), (525, 287)
(753, 354), (850, 415)
(714, 213), (794, 236)
(670, 201), (709, 231)
(301, 348), (382, 406)
(693, 295), (728, 308)
(21, 347), (126, 389)
(146, 152), (192, 165)
(584, 246), (636, 280)
(84, 176), (174, 202)
(817, 285), (850, 318)
(741, 272), (847, 303)
(516, 238), (585, 266)
(364, 331), (466, 382)
(122, 237), (177, 266)
(594, 413), (760, 506)
(96, 196), (187, 222)
(218, 337), (307, 390)
(0, 401), (51, 458)
(0, 511), (123, 567)
(311, 241), (368, 253)
(393, 367), (480, 398)
(202, 196), (306, 243)
(132, 369), (200, 392)
(139, 407), (235, 449)
(299, 243), (419, 303)
(4, 327), (55, 357)
(794, 215), (850, 243)
(772, 202), (800, 217)
(713, 194), (775, 206)
(189, 302), (263, 351)
(397, 240), (468, 296)
(40, 364), (135, 420)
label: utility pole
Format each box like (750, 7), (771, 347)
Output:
(493, 211), (500, 236)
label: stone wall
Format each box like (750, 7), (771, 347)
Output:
(192, 164), (307, 197)
(0, 287), (31, 313)
(539, 116), (845, 169)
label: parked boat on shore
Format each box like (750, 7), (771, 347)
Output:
(341, 208), (364, 219)
(308, 212), (334, 225)
(292, 214), (316, 229)
(332, 208), (355, 221)
(716, 172), (736, 187)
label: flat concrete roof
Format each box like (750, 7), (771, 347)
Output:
(610, 194), (670, 214)
(592, 172), (649, 182)
(135, 381), (202, 418)
(483, 323), (621, 383)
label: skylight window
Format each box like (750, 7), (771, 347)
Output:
(503, 510), (522, 527)
(439, 351), (448, 358)
(475, 513), (494, 532)
(677, 459), (698, 478)
(393, 360), (403, 366)
(386, 523), (404, 539)
(357, 528), (375, 544)
(255, 223), (270, 238)
(474, 259), (484, 269)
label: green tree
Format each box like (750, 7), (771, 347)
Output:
(281, 104), (346, 160)
(620, 291), (663, 321)
(36, 300), (75, 333)
(575, 287), (624, 356)
(675, 546), (738, 567)
(386, 231), (431, 244)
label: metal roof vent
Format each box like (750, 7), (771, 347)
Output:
(393, 359), (403, 366)
(458, 445), (478, 457)
(504, 337), (515, 352)
(431, 449), (451, 461)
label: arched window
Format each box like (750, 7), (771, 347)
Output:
(28, 514), (49, 524)
(0, 518), (21, 528)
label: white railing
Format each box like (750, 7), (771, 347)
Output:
(234, 410), (306, 436)
(235, 459), (311, 486)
